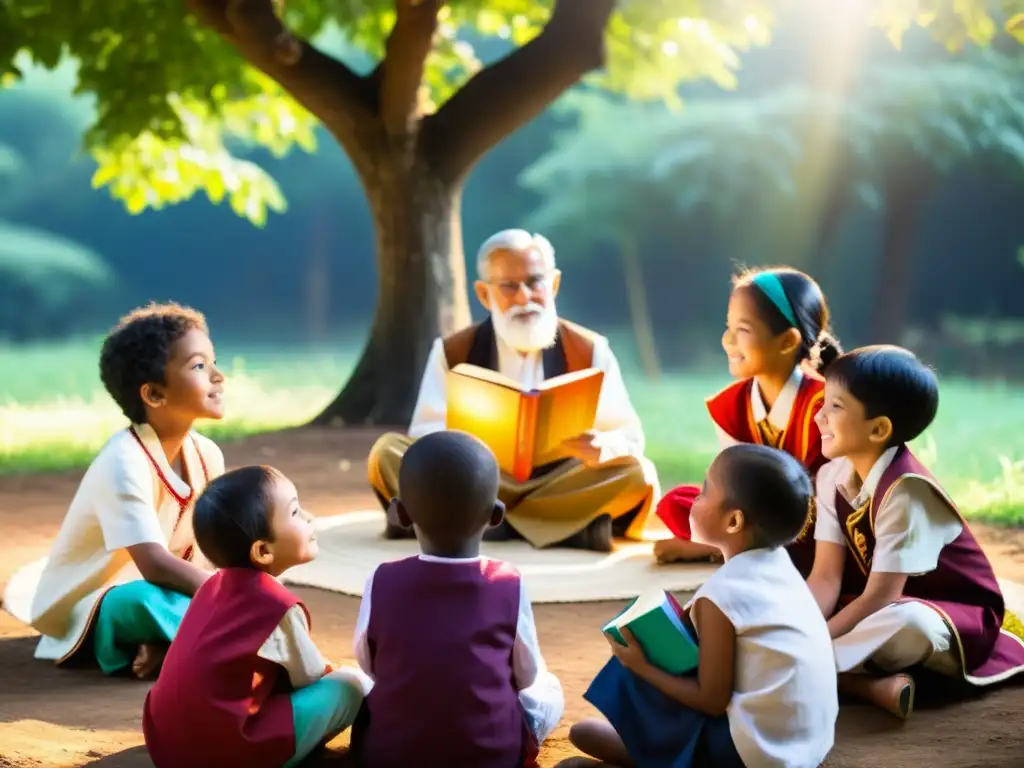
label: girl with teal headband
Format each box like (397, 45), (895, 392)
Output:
(654, 266), (841, 576)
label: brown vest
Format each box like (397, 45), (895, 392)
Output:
(442, 317), (596, 378)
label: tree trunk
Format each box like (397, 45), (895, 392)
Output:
(304, 208), (330, 343)
(617, 233), (660, 379)
(188, 0), (617, 428)
(811, 177), (849, 284)
(312, 153), (471, 426)
(869, 167), (933, 344)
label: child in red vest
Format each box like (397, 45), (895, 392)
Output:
(655, 267), (840, 577)
(808, 346), (1024, 718)
(143, 466), (369, 768)
(351, 430), (564, 767)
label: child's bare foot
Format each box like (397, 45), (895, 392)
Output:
(839, 672), (915, 720)
(132, 643), (168, 680)
(569, 718), (635, 766)
(653, 537), (722, 564)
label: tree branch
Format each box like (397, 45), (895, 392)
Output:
(422, 0), (615, 182)
(379, 0), (442, 136)
(186, 0), (375, 153)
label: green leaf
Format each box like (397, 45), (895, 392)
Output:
(90, 162), (118, 189)
(1009, 13), (1024, 44)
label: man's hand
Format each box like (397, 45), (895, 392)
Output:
(561, 430), (604, 466)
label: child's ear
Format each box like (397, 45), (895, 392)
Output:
(868, 416), (893, 446)
(778, 327), (802, 358)
(724, 508), (745, 535)
(140, 382), (165, 409)
(489, 500), (506, 528)
(250, 539), (274, 568)
(392, 498), (414, 529)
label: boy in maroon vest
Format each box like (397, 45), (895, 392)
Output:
(352, 430), (564, 767)
(143, 466), (369, 768)
(806, 345), (1024, 719)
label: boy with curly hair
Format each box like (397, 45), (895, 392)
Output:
(4, 302), (226, 679)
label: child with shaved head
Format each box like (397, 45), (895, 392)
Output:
(351, 431), (564, 767)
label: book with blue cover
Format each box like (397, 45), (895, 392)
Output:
(602, 589), (699, 674)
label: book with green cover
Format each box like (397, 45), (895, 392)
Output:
(602, 589), (699, 675)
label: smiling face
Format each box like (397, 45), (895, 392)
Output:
(142, 328), (225, 424)
(721, 287), (798, 380)
(816, 378), (892, 462)
(253, 473), (318, 576)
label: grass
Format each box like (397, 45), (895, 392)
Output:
(2, 338), (1023, 525)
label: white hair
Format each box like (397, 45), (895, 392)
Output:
(476, 229), (556, 281)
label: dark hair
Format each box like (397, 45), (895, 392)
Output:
(733, 266), (841, 373)
(824, 345), (939, 446)
(193, 465), (279, 569)
(398, 431), (500, 549)
(99, 302), (208, 424)
(714, 443), (813, 549)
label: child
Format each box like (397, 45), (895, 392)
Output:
(807, 345), (1024, 718)
(574, 444), (838, 768)
(655, 266), (841, 576)
(351, 430), (564, 767)
(2, 302), (225, 678)
(143, 466), (368, 768)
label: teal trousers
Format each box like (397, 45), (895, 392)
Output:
(92, 580), (190, 674)
(286, 671), (366, 766)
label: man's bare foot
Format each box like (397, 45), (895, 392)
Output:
(839, 672), (915, 720)
(653, 537), (722, 564)
(132, 643), (168, 680)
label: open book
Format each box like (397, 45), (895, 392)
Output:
(603, 589), (699, 675)
(445, 363), (604, 482)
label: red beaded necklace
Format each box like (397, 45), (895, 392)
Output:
(129, 426), (210, 561)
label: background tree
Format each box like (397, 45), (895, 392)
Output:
(827, 50), (1024, 342)
(0, 222), (116, 342)
(2, 1), (1020, 424)
(520, 89), (811, 377)
(0, 61), (93, 219)
(524, 44), (1024, 350)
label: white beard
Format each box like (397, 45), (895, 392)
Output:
(489, 290), (559, 353)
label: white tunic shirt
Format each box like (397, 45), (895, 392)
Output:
(689, 547), (838, 768)
(408, 328), (647, 464)
(257, 604), (334, 687)
(814, 446), (962, 574)
(3, 423), (223, 662)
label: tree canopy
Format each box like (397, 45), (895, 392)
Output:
(3, 0), (1021, 226)
(523, 46), (1024, 245)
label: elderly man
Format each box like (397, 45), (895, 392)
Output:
(366, 229), (660, 552)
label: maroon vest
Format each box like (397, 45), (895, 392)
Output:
(352, 556), (533, 767)
(835, 447), (1024, 683)
(143, 569), (302, 767)
(442, 317), (595, 379)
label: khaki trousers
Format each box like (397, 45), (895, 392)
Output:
(366, 432), (655, 548)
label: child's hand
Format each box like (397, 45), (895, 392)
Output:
(605, 627), (649, 673)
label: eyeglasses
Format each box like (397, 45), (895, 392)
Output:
(489, 273), (553, 297)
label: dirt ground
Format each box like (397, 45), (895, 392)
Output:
(2, 427), (1023, 768)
